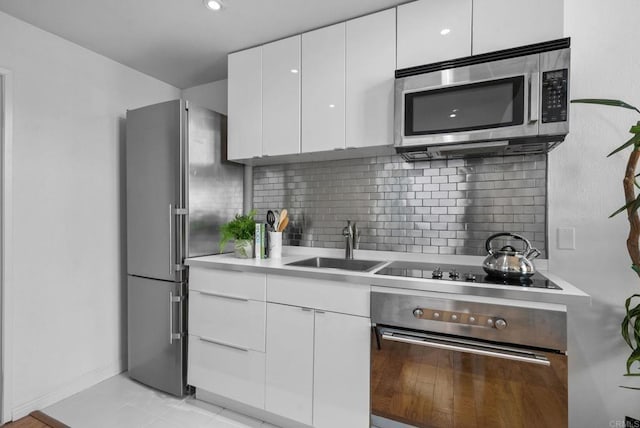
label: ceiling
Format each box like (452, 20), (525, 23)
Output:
(0, 0), (409, 89)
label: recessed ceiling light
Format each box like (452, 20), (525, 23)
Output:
(440, 28), (451, 35)
(204, 0), (222, 11)
(290, 69), (299, 74)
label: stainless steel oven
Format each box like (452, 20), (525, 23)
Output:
(371, 291), (568, 428)
(394, 38), (570, 160)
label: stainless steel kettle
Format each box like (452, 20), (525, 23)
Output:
(482, 232), (541, 279)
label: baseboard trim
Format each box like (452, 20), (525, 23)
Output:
(11, 357), (126, 419)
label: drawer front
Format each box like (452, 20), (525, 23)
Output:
(189, 267), (266, 301)
(189, 290), (266, 352)
(188, 334), (265, 409)
(267, 275), (370, 317)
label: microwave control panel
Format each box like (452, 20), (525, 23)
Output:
(541, 69), (568, 123)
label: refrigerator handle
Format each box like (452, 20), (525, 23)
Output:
(169, 291), (182, 344)
(169, 203), (174, 276)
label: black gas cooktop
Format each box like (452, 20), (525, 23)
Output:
(374, 261), (562, 290)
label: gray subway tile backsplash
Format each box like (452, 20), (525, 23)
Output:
(252, 153), (548, 257)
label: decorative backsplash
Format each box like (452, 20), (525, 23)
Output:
(252, 153), (547, 257)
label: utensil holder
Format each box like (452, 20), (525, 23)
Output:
(268, 231), (283, 259)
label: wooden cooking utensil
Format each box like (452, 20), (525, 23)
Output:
(277, 216), (289, 232)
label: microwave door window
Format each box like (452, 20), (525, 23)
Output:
(405, 76), (525, 136)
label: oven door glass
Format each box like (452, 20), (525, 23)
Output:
(404, 76), (525, 136)
(371, 328), (567, 428)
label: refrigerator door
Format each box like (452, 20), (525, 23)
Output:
(128, 275), (186, 396)
(126, 100), (185, 282)
(186, 107), (244, 257)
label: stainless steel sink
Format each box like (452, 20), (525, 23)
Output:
(286, 257), (385, 272)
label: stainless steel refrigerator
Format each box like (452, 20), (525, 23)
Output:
(126, 99), (243, 396)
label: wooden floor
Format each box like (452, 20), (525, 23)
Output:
(1, 412), (68, 428)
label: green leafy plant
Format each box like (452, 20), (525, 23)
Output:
(219, 209), (257, 252)
(572, 98), (640, 388)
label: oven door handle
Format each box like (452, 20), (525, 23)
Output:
(381, 331), (551, 366)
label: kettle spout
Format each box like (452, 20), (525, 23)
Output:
(525, 248), (541, 261)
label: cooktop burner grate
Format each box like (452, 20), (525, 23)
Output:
(374, 261), (561, 290)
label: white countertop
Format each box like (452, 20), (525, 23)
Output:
(186, 246), (590, 307)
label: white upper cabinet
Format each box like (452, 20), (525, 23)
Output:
(346, 9), (396, 148)
(472, 0), (564, 54)
(301, 23), (346, 153)
(262, 35), (301, 156)
(397, 0), (472, 69)
(228, 46), (262, 160)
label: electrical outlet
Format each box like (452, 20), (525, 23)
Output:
(557, 227), (575, 250)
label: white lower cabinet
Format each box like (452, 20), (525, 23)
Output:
(187, 268), (267, 409)
(188, 269), (370, 427)
(189, 336), (266, 408)
(312, 310), (370, 428)
(265, 302), (370, 428)
(265, 303), (314, 425)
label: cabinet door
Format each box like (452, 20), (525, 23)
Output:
(397, 0), (472, 69)
(313, 311), (370, 428)
(265, 303), (314, 425)
(301, 23), (346, 153)
(262, 35), (301, 156)
(472, 0), (564, 54)
(346, 9), (396, 148)
(188, 335), (266, 409)
(228, 46), (262, 160)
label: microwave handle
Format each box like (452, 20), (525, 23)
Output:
(529, 72), (540, 123)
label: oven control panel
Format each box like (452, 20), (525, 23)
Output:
(371, 291), (568, 352)
(412, 307), (507, 330)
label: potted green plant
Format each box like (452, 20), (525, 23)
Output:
(572, 99), (640, 390)
(219, 209), (257, 258)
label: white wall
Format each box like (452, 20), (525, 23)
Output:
(0, 11), (180, 419)
(182, 79), (228, 114)
(552, 0), (640, 425)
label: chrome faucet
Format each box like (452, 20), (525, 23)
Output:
(342, 220), (359, 259)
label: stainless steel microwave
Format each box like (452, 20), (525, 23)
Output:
(394, 38), (570, 161)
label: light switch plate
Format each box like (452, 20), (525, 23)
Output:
(557, 227), (575, 250)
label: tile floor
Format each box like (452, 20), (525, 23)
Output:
(43, 374), (279, 428)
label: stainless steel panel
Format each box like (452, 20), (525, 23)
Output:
(252, 153), (547, 256)
(370, 291), (566, 351)
(395, 53), (540, 148)
(186, 106), (243, 257)
(128, 275), (186, 396)
(126, 100), (183, 282)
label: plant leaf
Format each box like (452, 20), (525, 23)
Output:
(626, 347), (640, 375)
(571, 98), (640, 114)
(607, 132), (640, 157)
(610, 196), (640, 218)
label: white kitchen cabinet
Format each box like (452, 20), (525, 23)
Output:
(265, 303), (314, 425)
(188, 268), (267, 408)
(313, 310), (370, 428)
(262, 35), (301, 156)
(346, 9), (396, 148)
(228, 46), (262, 160)
(472, 0), (564, 54)
(397, 0), (472, 69)
(265, 296), (370, 427)
(190, 290), (266, 352)
(189, 336), (266, 409)
(301, 23), (346, 153)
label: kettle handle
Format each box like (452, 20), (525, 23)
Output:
(485, 232), (532, 255)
